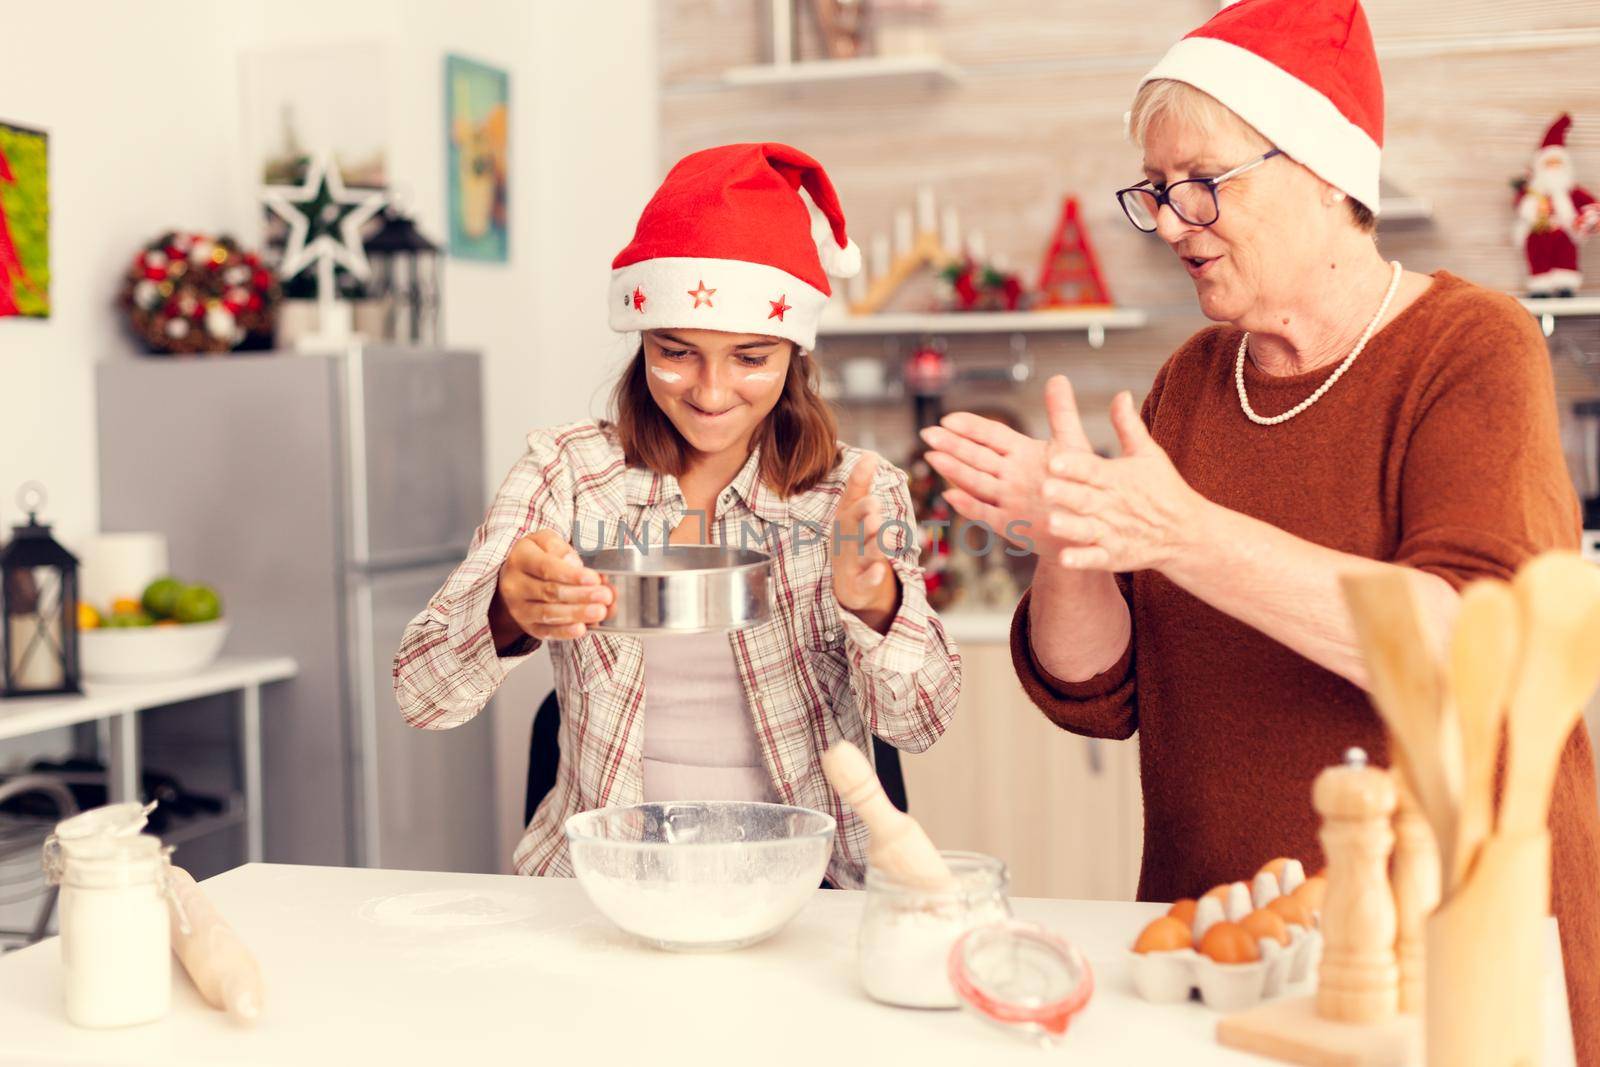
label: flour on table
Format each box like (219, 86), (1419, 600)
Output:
(358, 890), (536, 928)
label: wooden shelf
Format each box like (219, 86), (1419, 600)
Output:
(1379, 195), (1433, 224)
(722, 54), (963, 90)
(0, 657), (297, 743)
(1519, 294), (1600, 318)
(1520, 294), (1600, 336)
(816, 306), (1147, 347)
(1377, 175), (1432, 226)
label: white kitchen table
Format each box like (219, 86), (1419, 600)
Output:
(0, 863), (1576, 1065)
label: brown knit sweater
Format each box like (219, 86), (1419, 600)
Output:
(1011, 271), (1600, 1063)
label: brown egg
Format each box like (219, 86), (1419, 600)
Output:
(1267, 893), (1314, 928)
(1134, 915), (1193, 954)
(1202, 883), (1233, 904)
(1294, 876), (1328, 915)
(1167, 898), (1198, 927)
(1199, 921), (1261, 964)
(1240, 908), (1291, 946)
(1257, 857), (1293, 880)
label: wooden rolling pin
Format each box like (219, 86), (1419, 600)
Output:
(167, 866), (264, 1024)
(821, 741), (954, 890)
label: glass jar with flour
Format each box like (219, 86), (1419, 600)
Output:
(857, 851), (1011, 1009)
(42, 802), (175, 1028)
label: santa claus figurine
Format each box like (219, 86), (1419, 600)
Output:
(1515, 113), (1600, 297)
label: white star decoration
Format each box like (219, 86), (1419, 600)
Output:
(262, 152), (386, 284)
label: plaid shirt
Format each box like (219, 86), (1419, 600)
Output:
(393, 420), (962, 887)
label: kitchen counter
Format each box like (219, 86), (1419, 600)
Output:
(936, 609), (1015, 645)
(0, 863), (1575, 1065)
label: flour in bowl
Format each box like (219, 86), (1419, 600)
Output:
(577, 872), (815, 949)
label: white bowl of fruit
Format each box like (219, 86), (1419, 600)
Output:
(79, 577), (228, 682)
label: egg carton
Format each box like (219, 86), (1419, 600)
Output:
(1127, 924), (1322, 1012)
(1128, 863), (1323, 1013)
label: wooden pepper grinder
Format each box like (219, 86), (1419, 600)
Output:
(1316, 747), (1400, 1024)
(1391, 776), (1440, 1016)
(1218, 747), (1422, 1064)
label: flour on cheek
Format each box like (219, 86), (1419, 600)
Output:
(649, 366), (684, 384)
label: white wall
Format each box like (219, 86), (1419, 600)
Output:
(0, 2), (660, 868)
(0, 6), (238, 545)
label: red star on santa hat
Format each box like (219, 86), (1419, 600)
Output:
(632, 287), (647, 312)
(768, 295), (792, 321)
(688, 280), (717, 308)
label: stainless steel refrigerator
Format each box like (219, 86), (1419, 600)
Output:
(96, 346), (497, 872)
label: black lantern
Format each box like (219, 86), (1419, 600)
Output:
(364, 207), (443, 345)
(1, 484), (81, 697)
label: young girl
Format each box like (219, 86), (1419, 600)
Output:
(393, 143), (961, 888)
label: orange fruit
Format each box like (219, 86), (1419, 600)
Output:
(112, 596), (142, 616)
(1199, 921), (1260, 964)
(1167, 898), (1198, 927)
(77, 603), (102, 630)
(1134, 915), (1192, 954)
(1240, 908), (1291, 946)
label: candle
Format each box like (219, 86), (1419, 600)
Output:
(940, 206), (961, 258)
(848, 271), (868, 304)
(917, 187), (936, 236)
(8, 615), (65, 689)
(967, 229), (987, 262)
(871, 234), (892, 279)
(894, 209), (915, 258)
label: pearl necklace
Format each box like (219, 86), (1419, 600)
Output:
(1235, 260), (1404, 426)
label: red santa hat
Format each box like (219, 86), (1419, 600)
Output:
(1541, 113), (1574, 153)
(1140, 0), (1385, 214)
(609, 143), (860, 352)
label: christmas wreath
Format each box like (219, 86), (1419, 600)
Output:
(118, 232), (280, 354)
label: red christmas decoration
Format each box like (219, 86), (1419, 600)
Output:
(1514, 114), (1600, 297)
(118, 231), (280, 355)
(1036, 196), (1112, 308)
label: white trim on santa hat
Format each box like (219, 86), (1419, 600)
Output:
(1142, 35), (1382, 214)
(608, 257), (831, 351)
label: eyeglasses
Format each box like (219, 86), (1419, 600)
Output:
(1115, 148), (1283, 233)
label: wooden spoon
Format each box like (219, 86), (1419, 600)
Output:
(1449, 579), (1521, 887)
(1340, 570), (1462, 882)
(1499, 552), (1600, 838)
(821, 741), (954, 890)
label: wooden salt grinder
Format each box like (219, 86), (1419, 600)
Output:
(1316, 747), (1400, 1024)
(1391, 776), (1440, 1016)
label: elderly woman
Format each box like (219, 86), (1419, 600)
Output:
(923, 0), (1600, 1057)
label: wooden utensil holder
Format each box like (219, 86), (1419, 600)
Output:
(1425, 831), (1550, 1067)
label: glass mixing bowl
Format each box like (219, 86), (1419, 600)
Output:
(564, 801), (836, 951)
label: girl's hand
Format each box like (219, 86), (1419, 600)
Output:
(831, 453), (900, 634)
(489, 530), (614, 648)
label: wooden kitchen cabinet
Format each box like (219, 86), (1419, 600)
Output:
(900, 640), (1143, 901)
